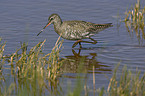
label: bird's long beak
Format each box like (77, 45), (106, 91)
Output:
(37, 22), (51, 36)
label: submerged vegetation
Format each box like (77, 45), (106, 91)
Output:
(124, 0), (145, 42)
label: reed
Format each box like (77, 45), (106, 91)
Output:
(97, 64), (145, 96)
(0, 37), (64, 96)
(1, 37), (145, 96)
(124, 0), (145, 41)
(63, 64), (145, 96)
(0, 38), (6, 70)
(9, 36), (63, 80)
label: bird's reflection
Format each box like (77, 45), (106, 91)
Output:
(60, 49), (111, 75)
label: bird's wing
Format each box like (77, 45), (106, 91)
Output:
(87, 23), (113, 33)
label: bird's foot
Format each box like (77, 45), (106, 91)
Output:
(92, 40), (97, 44)
(72, 40), (82, 48)
(89, 37), (97, 44)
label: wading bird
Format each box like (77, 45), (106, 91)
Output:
(37, 14), (112, 48)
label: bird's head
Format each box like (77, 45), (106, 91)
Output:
(37, 13), (61, 36)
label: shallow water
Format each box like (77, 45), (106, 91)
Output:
(0, 0), (145, 95)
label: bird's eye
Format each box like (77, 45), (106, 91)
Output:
(50, 17), (53, 20)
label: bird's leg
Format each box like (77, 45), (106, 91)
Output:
(79, 38), (97, 45)
(89, 37), (97, 44)
(79, 42), (82, 48)
(72, 38), (97, 48)
(72, 40), (82, 48)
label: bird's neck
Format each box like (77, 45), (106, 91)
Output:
(53, 18), (62, 28)
(53, 18), (62, 34)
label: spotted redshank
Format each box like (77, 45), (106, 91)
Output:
(37, 13), (112, 48)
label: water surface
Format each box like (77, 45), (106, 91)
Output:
(0, 0), (145, 95)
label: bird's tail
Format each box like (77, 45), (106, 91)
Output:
(92, 23), (113, 33)
(94, 23), (113, 29)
